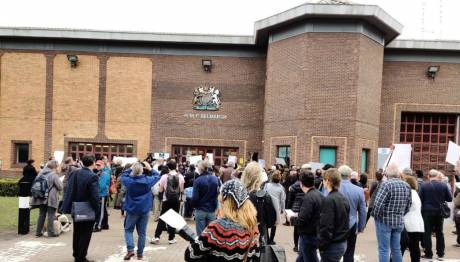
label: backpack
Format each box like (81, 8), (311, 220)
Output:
(253, 190), (277, 229)
(166, 174), (180, 202)
(31, 175), (49, 199)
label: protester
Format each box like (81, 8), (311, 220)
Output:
(415, 170), (424, 192)
(184, 164), (198, 219)
(419, 169), (453, 259)
(287, 170), (305, 252)
(454, 184), (460, 247)
(264, 170), (286, 244)
(94, 160), (111, 232)
(185, 180), (260, 261)
(31, 160), (63, 237)
(121, 162), (160, 260)
(241, 161), (277, 245)
(337, 165), (366, 262)
(60, 157), (76, 193)
(60, 154), (100, 262)
(372, 163), (411, 262)
(151, 159), (185, 245)
(350, 171), (361, 187)
(192, 160), (220, 236)
(20, 159), (38, 195)
(367, 170), (384, 223)
(289, 171), (324, 262)
(401, 175), (424, 262)
(319, 168), (350, 261)
(220, 160), (235, 184)
(314, 168), (324, 191)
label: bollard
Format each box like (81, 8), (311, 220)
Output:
(18, 181), (31, 235)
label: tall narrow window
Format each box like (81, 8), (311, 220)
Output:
(319, 146), (337, 166)
(361, 149), (370, 173)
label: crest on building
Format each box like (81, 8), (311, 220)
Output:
(192, 85), (221, 111)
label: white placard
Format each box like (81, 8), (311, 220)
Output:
(189, 155), (203, 165)
(385, 144), (412, 171)
(53, 151), (64, 164)
(19, 197), (30, 209)
(455, 182), (460, 190)
(153, 153), (170, 160)
(228, 155), (237, 164)
(378, 148), (391, 170)
(275, 158), (286, 166)
(285, 209), (296, 218)
(446, 141), (460, 165)
(160, 208), (187, 230)
(206, 153), (214, 165)
(113, 157), (138, 167)
(258, 159), (265, 169)
(307, 162), (324, 172)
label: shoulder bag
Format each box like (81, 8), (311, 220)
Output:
(71, 171), (96, 222)
(430, 183), (451, 219)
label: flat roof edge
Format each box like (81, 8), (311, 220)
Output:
(0, 27), (255, 45)
(387, 39), (460, 52)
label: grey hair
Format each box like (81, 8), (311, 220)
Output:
(338, 165), (352, 178)
(428, 169), (439, 178)
(130, 162), (144, 177)
(402, 168), (413, 177)
(197, 160), (211, 173)
(386, 163), (400, 178)
(46, 160), (59, 170)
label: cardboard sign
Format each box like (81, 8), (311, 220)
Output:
(384, 144), (412, 171)
(446, 141), (460, 165)
(189, 155), (202, 165)
(53, 151), (64, 164)
(258, 159), (265, 169)
(206, 153), (214, 165)
(228, 155), (237, 164)
(275, 158), (286, 166)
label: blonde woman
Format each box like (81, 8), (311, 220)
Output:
(185, 180), (260, 261)
(241, 162), (277, 244)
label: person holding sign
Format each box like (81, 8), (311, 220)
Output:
(185, 179), (260, 261)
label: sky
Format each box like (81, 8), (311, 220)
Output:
(0, 0), (459, 40)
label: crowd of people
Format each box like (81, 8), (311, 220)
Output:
(21, 153), (460, 262)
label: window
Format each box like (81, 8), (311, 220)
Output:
(361, 149), (370, 173)
(277, 145), (291, 159)
(14, 142), (30, 164)
(400, 112), (457, 173)
(68, 142), (134, 161)
(319, 146), (336, 166)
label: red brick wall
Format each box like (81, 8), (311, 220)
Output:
(150, 55), (266, 161)
(264, 33), (383, 171)
(379, 61), (460, 147)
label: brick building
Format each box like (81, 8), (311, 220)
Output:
(1, 3), (460, 177)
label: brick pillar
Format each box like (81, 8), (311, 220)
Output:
(96, 55), (108, 139)
(43, 53), (56, 161)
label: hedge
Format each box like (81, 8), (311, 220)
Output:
(0, 179), (19, 197)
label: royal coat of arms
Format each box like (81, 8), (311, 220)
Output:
(192, 85), (221, 111)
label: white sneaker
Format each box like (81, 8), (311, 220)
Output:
(150, 237), (160, 245)
(168, 239), (177, 245)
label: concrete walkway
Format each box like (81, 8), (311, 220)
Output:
(0, 207), (459, 261)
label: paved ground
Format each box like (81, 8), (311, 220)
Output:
(0, 207), (459, 261)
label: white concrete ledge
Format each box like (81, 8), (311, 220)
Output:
(387, 39), (460, 52)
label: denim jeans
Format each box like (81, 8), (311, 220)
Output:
(320, 241), (347, 262)
(195, 209), (216, 236)
(375, 220), (404, 262)
(124, 213), (149, 256)
(297, 234), (319, 262)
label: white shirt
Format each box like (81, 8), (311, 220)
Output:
(404, 189), (425, 233)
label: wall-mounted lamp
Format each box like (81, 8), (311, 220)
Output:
(202, 59), (212, 72)
(67, 54), (79, 68)
(426, 65), (440, 79)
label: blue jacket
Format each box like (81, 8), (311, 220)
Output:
(192, 171), (220, 212)
(339, 179), (367, 232)
(121, 169), (160, 215)
(98, 166), (111, 197)
(60, 167), (100, 215)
